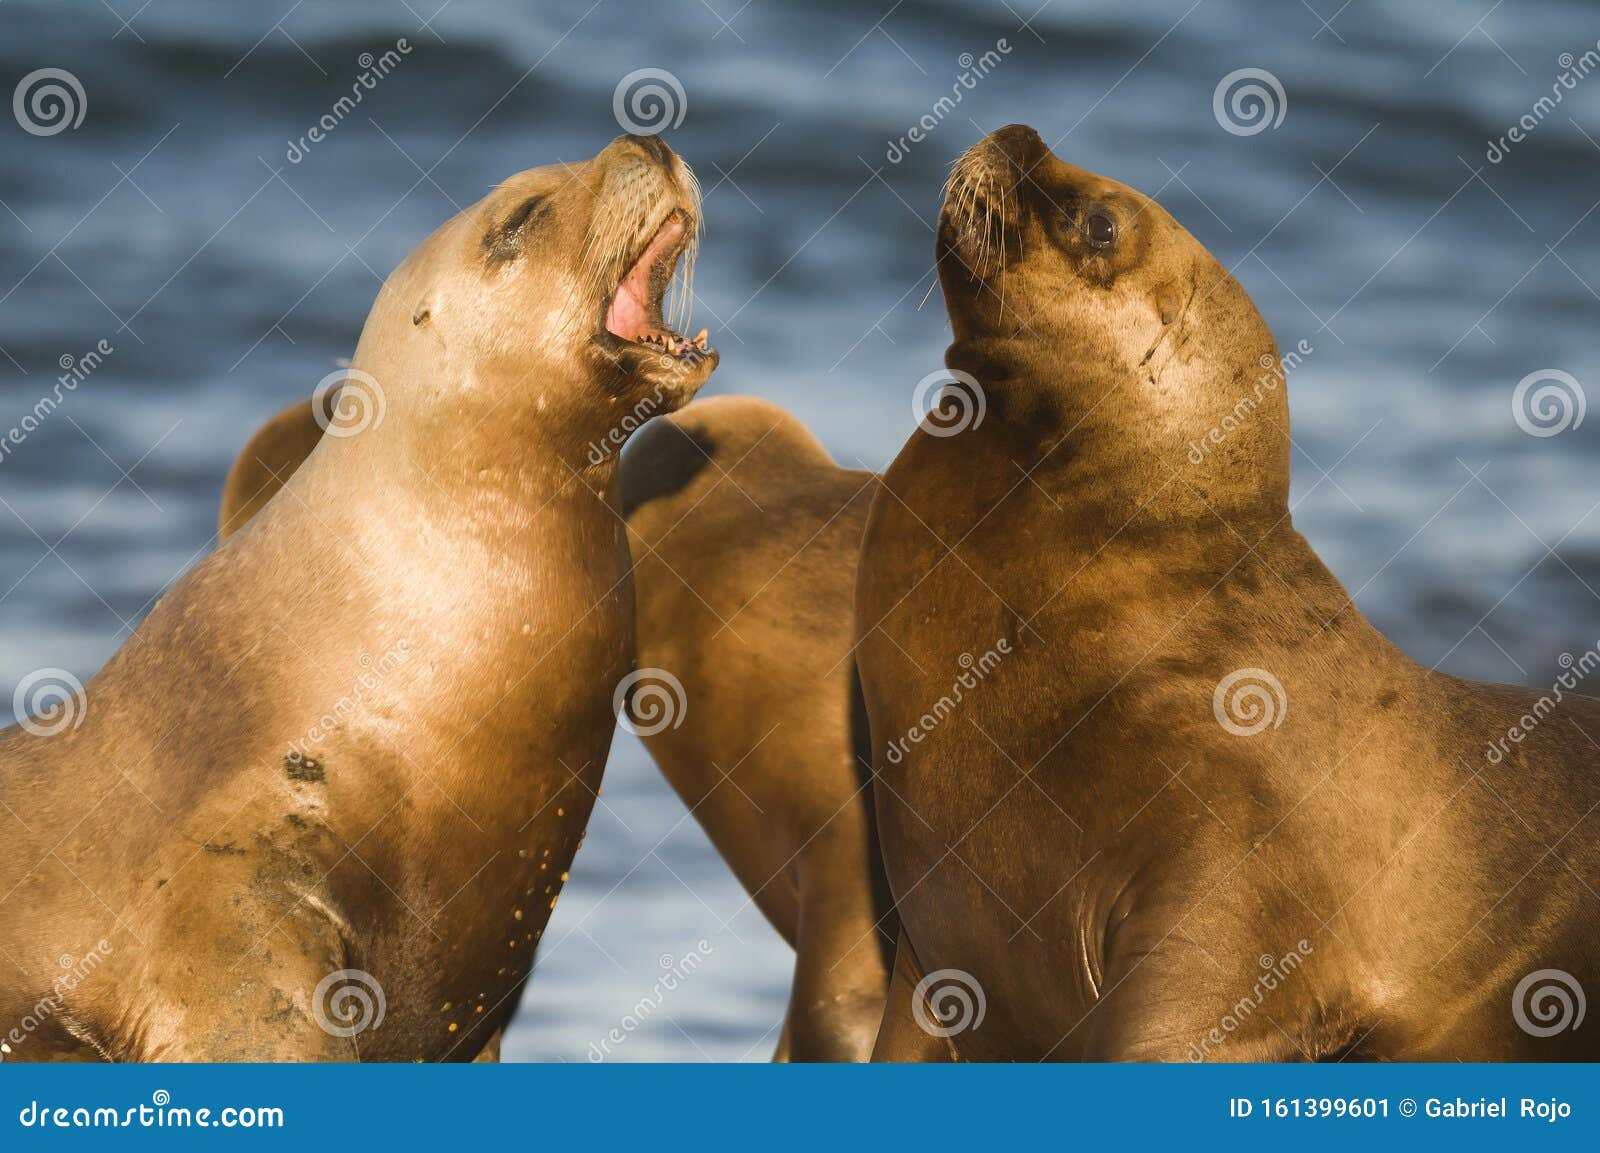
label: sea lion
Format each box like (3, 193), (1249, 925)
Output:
(620, 396), (893, 1060)
(857, 124), (1600, 1061)
(0, 134), (716, 1062)
(217, 386), (335, 539)
(218, 391), (898, 1061)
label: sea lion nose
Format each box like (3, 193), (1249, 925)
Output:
(613, 132), (676, 170)
(984, 123), (1045, 167)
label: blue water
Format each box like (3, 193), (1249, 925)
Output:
(0, 0), (1596, 1060)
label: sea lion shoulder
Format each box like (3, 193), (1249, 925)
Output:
(620, 395), (849, 526)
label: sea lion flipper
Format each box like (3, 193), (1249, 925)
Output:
(869, 930), (959, 1062)
(218, 396), (325, 541)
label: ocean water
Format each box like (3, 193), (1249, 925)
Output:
(0, 0), (1597, 1060)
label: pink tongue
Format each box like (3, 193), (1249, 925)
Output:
(605, 278), (650, 341)
(604, 216), (685, 342)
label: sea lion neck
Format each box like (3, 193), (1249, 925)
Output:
(268, 399), (622, 571)
(945, 348), (1293, 531)
(327, 357), (630, 489)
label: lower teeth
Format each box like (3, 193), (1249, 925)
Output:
(637, 329), (710, 358)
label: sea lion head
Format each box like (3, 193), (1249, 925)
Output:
(937, 124), (1288, 513)
(347, 134), (716, 472)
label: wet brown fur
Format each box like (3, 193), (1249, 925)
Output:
(0, 136), (714, 1062)
(213, 392), (897, 1062)
(861, 125), (1600, 1062)
(621, 396), (895, 1060)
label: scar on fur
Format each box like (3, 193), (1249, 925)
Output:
(285, 754), (326, 783)
(1157, 285), (1182, 325)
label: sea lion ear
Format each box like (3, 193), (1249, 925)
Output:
(1156, 285), (1182, 326)
(412, 292), (436, 327)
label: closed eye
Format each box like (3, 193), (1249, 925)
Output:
(485, 194), (550, 263)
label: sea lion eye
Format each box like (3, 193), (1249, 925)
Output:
(485, 194), (550, 263)
(1085, 212), (1117, 248)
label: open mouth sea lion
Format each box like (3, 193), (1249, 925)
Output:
(0, 134), (714, 1062)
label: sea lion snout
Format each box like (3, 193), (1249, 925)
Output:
(579, 139), (716, 404)
(939, 131), (1031, 286)
(981, 122), (1046, 167)
(610, 131), (675, 169)
(596, 133), (694, 221)
(940, 123), (1117, 287)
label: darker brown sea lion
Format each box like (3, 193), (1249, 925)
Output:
(858, 124), (1600, 1061)
(0, 134), (716, 1062)
(218, 391), (898, 1061)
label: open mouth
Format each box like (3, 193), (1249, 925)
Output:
(602, 210), (712, 365)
